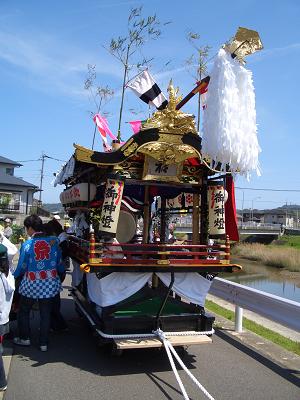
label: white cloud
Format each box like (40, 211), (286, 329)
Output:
(0, 29), (122, 98)
(250, 42), (300, 63)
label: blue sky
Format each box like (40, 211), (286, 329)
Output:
(1, 0), (300, 211)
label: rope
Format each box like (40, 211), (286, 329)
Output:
(74, 299), (216, 399)
(156, 329), (216, 400)
(162, 334), (190, 400)
(75, 297), (214, 339)
(95, 328), (214, 340)
(155, 329), (216, 400)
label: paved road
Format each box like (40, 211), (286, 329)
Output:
(3, 275), (300, 400)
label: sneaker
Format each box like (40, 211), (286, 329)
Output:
(0, 385), (7, 392)
(40, 345), (48, 352)
(13, 337), (31, 346)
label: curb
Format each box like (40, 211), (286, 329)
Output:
(207, 296), (300, 371)
(207, 294), (300, 342)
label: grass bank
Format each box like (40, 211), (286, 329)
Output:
(274, 235), (300, 250)
(205, 299), (300, 356)
(232, 242), (300, 272)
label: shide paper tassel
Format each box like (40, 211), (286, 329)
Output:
(202, 48), (261, 178)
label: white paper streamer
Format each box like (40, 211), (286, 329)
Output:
(202, 48), (261, 178)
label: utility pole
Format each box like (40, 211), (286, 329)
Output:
(38, 153), (64, 205)
(39, 152), (46, 205)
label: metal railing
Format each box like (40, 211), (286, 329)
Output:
(209, 278), (300, 332)
(0, 204), (50, 217)
(238, 222), (282, 230)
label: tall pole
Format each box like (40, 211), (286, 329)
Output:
(197, 71), (202, 133)
(117, 44), (130, 141)
(39, 152), (45, 204)
(241, 190), (245, 227)
(92, 99), (102, 150)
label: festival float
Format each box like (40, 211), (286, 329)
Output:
(54, 27), (263, 354)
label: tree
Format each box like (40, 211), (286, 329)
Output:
(105, 6), (165, 140)
(84, 64), (114, 149)
(184, 32), (211, 132)
(0, 193), (11, 210)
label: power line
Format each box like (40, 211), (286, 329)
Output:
(14, 154), (65, 204)
(236, 199), (285, 204)
(27, 153), (66, 203)
(236, 186), (300, 193)
(43, 155), (66, 163)
(17, 159), (40, 162)
(17, 155), (66, 163)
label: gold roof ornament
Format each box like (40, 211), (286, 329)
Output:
(224, 27), (263, 64)
(141, 80), (198, 135)
(138, 142), (198, 165)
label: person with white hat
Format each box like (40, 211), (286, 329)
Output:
(3, 219), (12, 240)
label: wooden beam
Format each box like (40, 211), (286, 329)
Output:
(143, 185), (150, 244)
(115, 334), (212, 349)
(192, 192), (200, 245)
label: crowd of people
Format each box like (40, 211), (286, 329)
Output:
(0, 214), (69, 392)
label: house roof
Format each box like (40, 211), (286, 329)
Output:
(0, 156), (22, 167)
(264, 209), (292, 215)
(0, 172), (38, 189)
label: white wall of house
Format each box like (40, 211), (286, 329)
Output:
(264, 213), (294, 227)
(0, 163), (19, 176)
(0, 184), (36, 214)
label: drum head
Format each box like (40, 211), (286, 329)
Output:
(116, 210), (137, 243)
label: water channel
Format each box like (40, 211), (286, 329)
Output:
(220, 257), (300, 303)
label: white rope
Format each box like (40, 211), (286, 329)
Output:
(75, 297), (214, 339)
(162, 334), (190, 400)
(95, 328), (214, 340)
(156, 329), (216, 400)
(75, 299), (216, 399)
(163, 333), (216, 400)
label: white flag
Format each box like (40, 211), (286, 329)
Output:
(127, 70), (168, 110)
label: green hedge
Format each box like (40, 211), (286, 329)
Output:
(10, 224), (25, 244)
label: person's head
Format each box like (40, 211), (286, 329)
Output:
(23, 214), (43, 237)
(45, 219), (63, 237)
(4, 218), (11, 227)
(154, 232), (160, 242)
(99, 232), (114, 243)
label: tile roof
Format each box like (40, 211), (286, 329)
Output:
(0, 155), (22, 167)
(0, 172), (38, 189)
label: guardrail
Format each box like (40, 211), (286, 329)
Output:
(209, 278), (300, 333)
(238, 223), (282, 231)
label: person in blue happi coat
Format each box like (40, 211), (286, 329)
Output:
(13, 215), (65, 352)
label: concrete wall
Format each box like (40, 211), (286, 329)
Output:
(264, 214), (294, 227)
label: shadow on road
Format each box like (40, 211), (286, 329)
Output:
(215, 329), (300, 388)
(10, 296), (199, 378)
